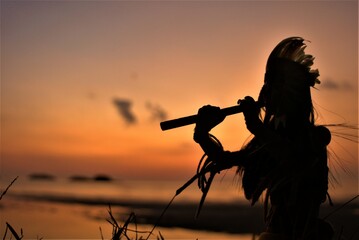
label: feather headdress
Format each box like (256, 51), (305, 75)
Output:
(266, 37), (320, 87)
(260, 37), (320, 127)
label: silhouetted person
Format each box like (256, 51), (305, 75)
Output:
(193, 37), (333, 240)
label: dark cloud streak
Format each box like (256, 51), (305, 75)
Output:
(113, 98), (137, 125)
(146, 102), (168, 122)
(112, 97), (168, 126)
(320, 79), (354, 91)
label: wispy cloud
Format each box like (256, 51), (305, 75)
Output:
(113, 98), (137, 125)
(112, 97), (168, 126)
(320, 79), (354, 91)
(145, 101), (168, 122)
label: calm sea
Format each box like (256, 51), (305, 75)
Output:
(0, 176), (255, 239)
(1, 176), (358, 239)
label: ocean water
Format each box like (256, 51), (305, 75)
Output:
(1, 176), (358, 239)
(0, 176), (255, 239)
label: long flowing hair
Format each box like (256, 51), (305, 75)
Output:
(238, 37), (324, 205)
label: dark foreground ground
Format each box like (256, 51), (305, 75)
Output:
(14, 193), (359, 239)
(131, 199), (359, 239)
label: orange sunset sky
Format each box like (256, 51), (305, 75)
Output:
(1, 0), (358, 191)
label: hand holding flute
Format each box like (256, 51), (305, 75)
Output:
(160, 97), (261, 131)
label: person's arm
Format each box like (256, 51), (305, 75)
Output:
(193, 105), (247, 170)
(193, 105), (225, 158)
(195, 132), (245, 167)
(193, 129), (223, 158)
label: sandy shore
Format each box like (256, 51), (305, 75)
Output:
(12, 192), (359, 239)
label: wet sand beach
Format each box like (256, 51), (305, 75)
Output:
(9, 192), (359, 239)
(1, 177), (358, 239)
